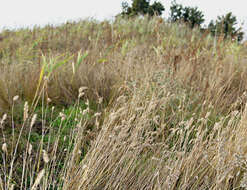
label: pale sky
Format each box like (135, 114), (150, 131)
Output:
(0, 0), (246, 33)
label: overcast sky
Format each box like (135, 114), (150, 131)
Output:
(0, 0), (246, 32)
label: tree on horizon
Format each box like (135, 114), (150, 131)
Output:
(121, 0), (165, 17)
(208, 12), (244, 42)
(170, 0), (205, 28)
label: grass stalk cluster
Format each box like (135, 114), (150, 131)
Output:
(1, 16), (247, 189)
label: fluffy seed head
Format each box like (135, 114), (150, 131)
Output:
(1, 114), (7, 125)
(42, 150), (50, 163)
(2, 143), (7, 153)
(13, 95), (19, 102)
(30, 114), (37, 128)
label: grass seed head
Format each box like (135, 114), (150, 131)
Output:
(42, 150), (50, 163)
(59, 112), (66, 121)
(2, 143), (7, 153)
(31, 169), (45, 190)
(28, 143), (32, 155)
(0, 113), (7, 125)
(13, 95), (19, 102)
(30, 114), (37, 128)
(23, 101), (29, 121)
(79, 87), (88, 94)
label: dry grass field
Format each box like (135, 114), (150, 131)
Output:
(1, 16), (247, 189)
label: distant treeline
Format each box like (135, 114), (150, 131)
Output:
(119, 0), (244, 42)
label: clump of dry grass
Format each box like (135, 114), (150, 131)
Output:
(1, 16), (247, 189)
(65, 65), (247, 190)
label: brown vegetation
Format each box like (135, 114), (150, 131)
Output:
(1, 16), (247, 189)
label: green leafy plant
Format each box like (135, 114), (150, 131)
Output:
(170, 0), (205, 28)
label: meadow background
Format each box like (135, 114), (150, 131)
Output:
(1, 13), (247, 190)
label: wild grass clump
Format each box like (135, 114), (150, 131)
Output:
(66, 72), (247, 189)
(1, 16), (247, 189)
(0, 86), (101, 190)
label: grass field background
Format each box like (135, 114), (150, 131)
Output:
(1, 16), (247, 189)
